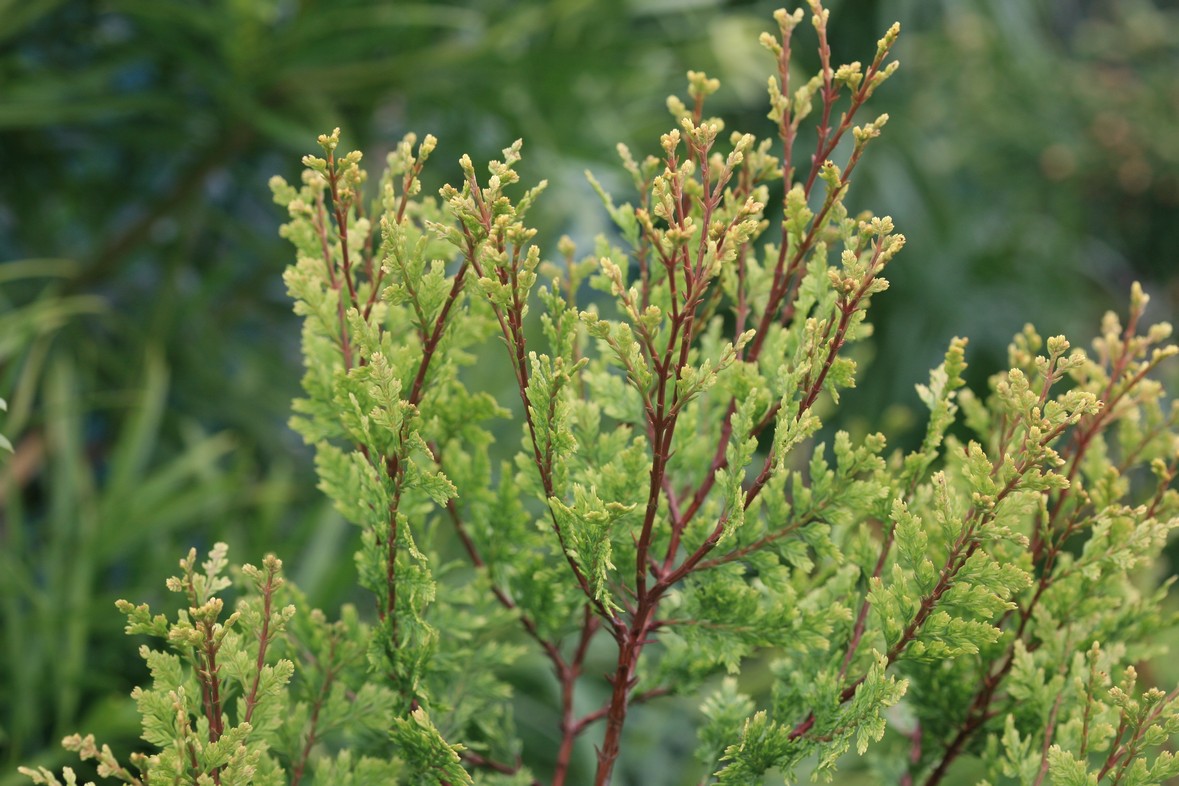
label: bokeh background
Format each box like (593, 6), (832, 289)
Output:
(2, 0), (1177, 783)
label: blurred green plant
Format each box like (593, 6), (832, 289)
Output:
(846, 0), (1179, 422)
(0, 265), (330, 783)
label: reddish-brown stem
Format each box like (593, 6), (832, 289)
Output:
(202, 628), (224, 741)
(634, 419), (667, 598)
(185, 736), (202, 783)
(798, 303), (854, 417)
(406, 262), (470, 407)
(920, 456), (1069, 783)
(437, 439), (605, 783)
(1080, 661), (1097, 758)
(776, 18), (797, 187)
(789, 712), (816, 741)
(1097, 685), (1179, 783)
(447, 21), (901, 781)
(692, 512), (820, 574)
(1117, 409), (1179, 475)
(242, 562), (278, 725)
(921, 704), (996, 786)
(397, 266), (433, 342)
(597, 269), (705, 783)
(839, 520), (897, 682)
(1033, 314), (1147, 558)
(799, 471), (1016, 779)
(899, 721), (922, 786)
(573, 687), (671, 734)
(194, 639), (217, 740)
(553, 607), (599, 786)
(802, 35), (891, 199)
(665, 24), (896, 568)
(459, 223), (609, 622)
(183, 573), (223, 754)
(313, 192), (353, 370)
(440, 490), (567, 669)
(754, 39), (885, 352)
(383, 493), (400, 627)
(1100, 717), (1132, 782)
(802, 13), (836, 197)
(669, 396), (777, 546)
(890, 535), (979, 658)
(953, 346), (1179, 776)
(657, 521), (727, 592)
(364, 160), (426, 320)
(290, 636), (339, 786)
(593, 599), (659, 786)
(200, 624), (224, 784)
(1145, 456), (1178, 519)
(923, 572), (1049, 779)
(375, 260), (471, 631)
(670, 240), (885, 582)
(744, 134), (867, 366)
(326, 152), (360, 314)
(461, 751), (533, 781)
(1031, 681), (1067, 786)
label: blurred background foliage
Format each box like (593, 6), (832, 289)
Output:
(1, 0), (1176, 783)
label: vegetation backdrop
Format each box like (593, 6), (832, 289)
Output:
(1, 0), (1176, 783)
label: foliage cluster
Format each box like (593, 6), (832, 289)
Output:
(0, 4), (769, 769)
(13, 3), (1179, 786)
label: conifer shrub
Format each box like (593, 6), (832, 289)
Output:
(21, 3), (1179, 785)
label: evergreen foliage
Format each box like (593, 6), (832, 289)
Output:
(22, 4), (1179, 785)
